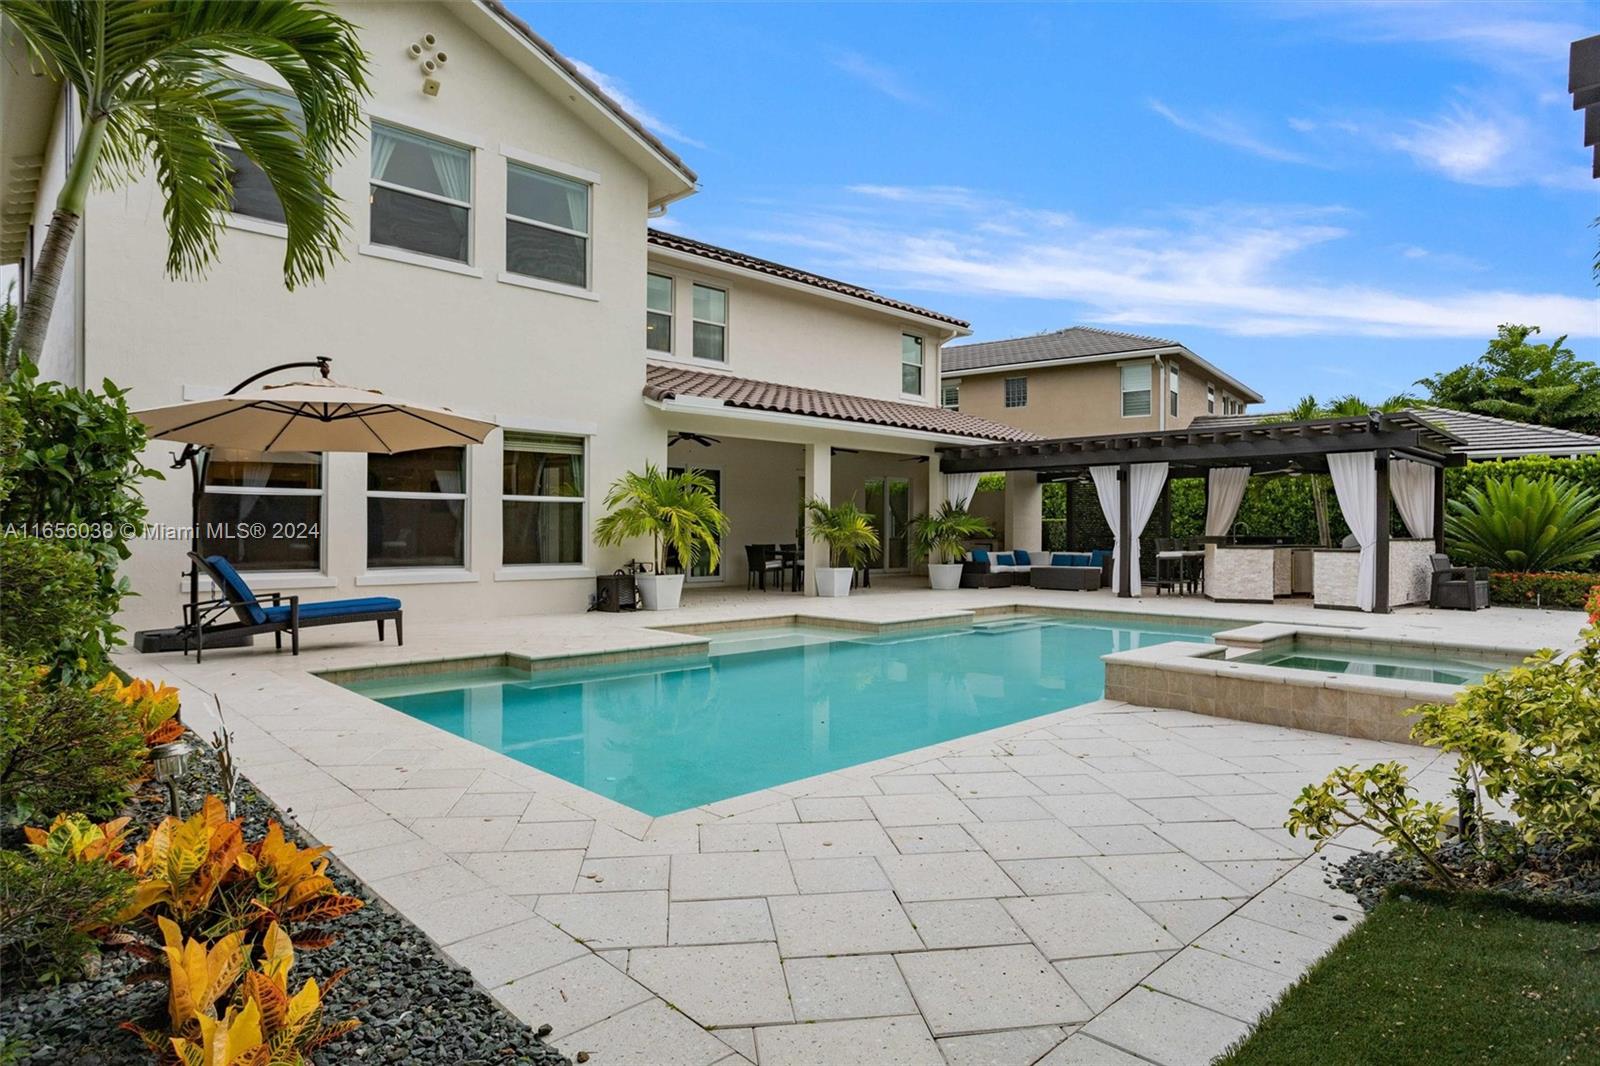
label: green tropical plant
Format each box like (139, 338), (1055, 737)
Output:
(1268, 393), (1421, 422)
(805, 498), (881, 569)
(1445, 474), (1600, 573)
(0, 845), (134, 985)
(1417, 324), (1600, 434)
(908, 502), (993, 564)
(0, 535), (110, 677)
(0, 0), (370, 371)
(592, 463), (729, 574)
(1286, 761), (1458, 887)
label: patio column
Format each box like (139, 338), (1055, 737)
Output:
(1004, 471), (1042, 548)
(1433, 464), (1446, 554)
(926, 456), (944, 571)
(1374, 449), (1391, 614)
(803, 441), (831, 596)
(1118, 463), (1132, 597)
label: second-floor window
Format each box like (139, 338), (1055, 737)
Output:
(1004, 376), (1028, 408)
(693, 284), (727, 362)
(216, 82), (300, 224)
(1207, 384), (1216, 414)
(942, 381), (960, 410)
(1169, 363), (1180, 417)
(646, 273), (673, 353)
(370, 122), (472, 264)
(901, 334), (924, 395)
(1121, 363), (1152, 417)
(506, 162), (589, 288)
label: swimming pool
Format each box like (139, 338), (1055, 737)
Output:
(343, 614), (1215, 815)
(1234, 642), (1506, 687)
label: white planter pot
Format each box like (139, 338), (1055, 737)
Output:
(635, 573), (684, 611)
(814, 567), (854, 598)
(928, 563), (964, 591)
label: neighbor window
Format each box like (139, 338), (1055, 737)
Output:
(1207, 384), (1216, 414)
(942, 381), (960, 410)
(901, 334), (925, 395)
(692, 283), (727, 362)
(1120, 363), (1152, 417)
(646, 273), (674, 353)
(503, 434), (585, 566)
(214, 82), (301, 224)
(505, 162), (589, 287)
(199, 449), (321, 571)
(369, 122), (472, 263)
(1169, 363), (1180, 418)
(367, 446), (467, 568)
(1004, 376), (1028, 408)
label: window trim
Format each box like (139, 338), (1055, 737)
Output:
(200, 451), (327, 576)
(646, 272), (675, 355)
(502, 157), (593, 294)
(500, 431), (589, 570)
(900, 333), (926, 398)
(367, 118), (476, 268)
(1169, 363), (1180, 418)
(691, 281), (729, 364)
(364, 446), (472, 573)
(1119, 361), (1153, 418)
(1207, 383), (1216, 414)
(1003, 376), (1028, 409)
(941, 379), (961, 410)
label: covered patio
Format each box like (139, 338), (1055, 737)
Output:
(942, 412), (1468, 613)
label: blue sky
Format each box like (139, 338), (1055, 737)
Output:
(514, 0), (1600, 409)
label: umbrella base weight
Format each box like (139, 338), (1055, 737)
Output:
(132, 627), (254, 654)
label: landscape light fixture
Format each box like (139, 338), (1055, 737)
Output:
(149, 739), (196, 818)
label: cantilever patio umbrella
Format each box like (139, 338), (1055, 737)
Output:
(132, 358), (497, 649)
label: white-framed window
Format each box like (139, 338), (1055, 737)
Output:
(1120, 363), (1152, 417)
(901, 334), (925, 395)
(367, 447), (467, 568)
(199, 449), (322, 571)
(503, 434), (585, 566)
(1207, 383), (1215, 414)
(647, 273), (674, 353)
(692, 283), (727, 362)
(213, 81), (301, 225)
(1169, 363), (1180, 418)
(505, 161), (588, 288)
(1004, 376), (1028, 408)
(370, 122), (473, 264)
(941, 380), (960, 410)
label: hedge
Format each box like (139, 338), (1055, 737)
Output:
(1488, 571), (1600, 609)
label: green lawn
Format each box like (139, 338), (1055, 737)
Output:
(1217, 890), (1600, 1066)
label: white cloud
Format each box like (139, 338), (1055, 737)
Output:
(1387, 105), (1517, 184)
(1149, 100), (1318, 165)
(569, 59), (706, 149)
(830, 50), (923, 104)
(739, 187), (1597, 340)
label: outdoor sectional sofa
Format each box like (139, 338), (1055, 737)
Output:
(961, 549), (1112, 590)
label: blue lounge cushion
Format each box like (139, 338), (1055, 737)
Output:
(970, 549), (990, 563)
(1089, 550), (1109, 567)
(263, 597), (402, 624)
(994, 553), (1015, 566)
(205, 555), (266, 625)
(1013, 549), (1031, 565)
(1052, 552), (1091, 567)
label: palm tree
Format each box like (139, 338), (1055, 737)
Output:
(2, 0), (369, 373)
(593, 463), (729, 574)
(805, 499), (881, 569)
(908, 502), (993, 565)
(1270, 393), (1421, 423)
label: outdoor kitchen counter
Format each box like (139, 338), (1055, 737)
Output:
(1205, 543), (1315, 603)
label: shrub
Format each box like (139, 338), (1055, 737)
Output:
(0, 534), (113, 678)
(1286, 762), (1458, 887)
(0, 847), (134, 985)
(1488, 571), (1600, 609)
(1445, 474), (1600, 572)
(0, 650), (146, 824)
(92, 673), (183, 745)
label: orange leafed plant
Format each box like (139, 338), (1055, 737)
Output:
(236, 823), (363, 944)
(120, 795), (245, 936)
(94, 672), (183, 745)
(24, 812), (134, 866)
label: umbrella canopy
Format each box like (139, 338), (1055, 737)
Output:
(134, 378), (495, 453)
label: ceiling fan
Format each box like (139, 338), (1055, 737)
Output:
(668, 432), (721, 448)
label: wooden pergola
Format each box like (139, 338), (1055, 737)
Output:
(940, 412), (1468, 610)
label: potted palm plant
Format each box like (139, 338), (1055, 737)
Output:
(594, 464), (729, 610)
(805, 498), (880, 597)
(909, 503), (994, 590)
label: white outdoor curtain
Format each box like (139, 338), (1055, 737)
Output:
(1390, 459), (1435, 539)
(1327, 451), (1379, 612)
(1205, 467), (1250, 538)
(944, 472), (980, 509)
(1090, 462), (1170, 597)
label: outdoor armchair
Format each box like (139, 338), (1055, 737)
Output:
(1428, 553), (1490, 611)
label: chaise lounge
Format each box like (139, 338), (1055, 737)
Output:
(184, 553), (403, 662)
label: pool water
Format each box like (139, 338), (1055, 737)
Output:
(345, 615), (1214, 816)
(1236, 643), (1506, 687)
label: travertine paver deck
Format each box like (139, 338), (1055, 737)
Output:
(120, 588), (1586, 1066)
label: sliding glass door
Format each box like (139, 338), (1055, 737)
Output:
(863, 476), (910, 572)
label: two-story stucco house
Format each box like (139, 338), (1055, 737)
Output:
(0, 0), (1038, 634)
(941, 326), (1264, 439)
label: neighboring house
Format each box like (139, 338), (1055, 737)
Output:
(1193, 406), (1600, 460)
(0, 0), (1034, 632)
(940, 326), (1264, 439)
